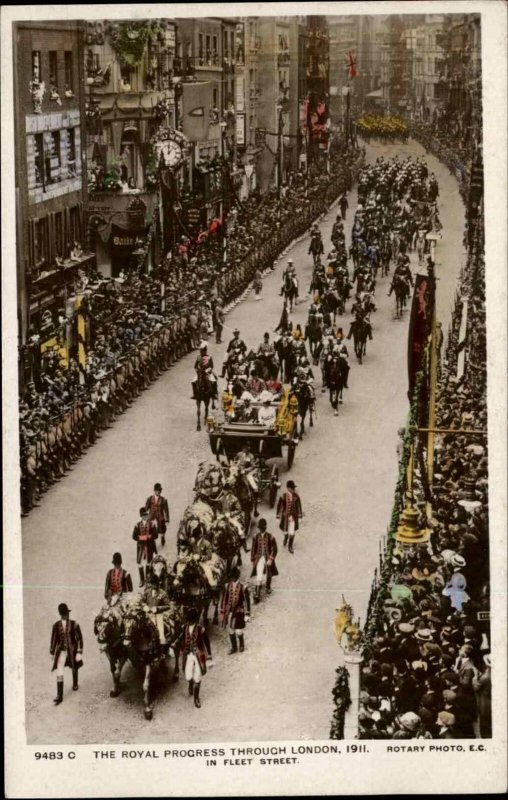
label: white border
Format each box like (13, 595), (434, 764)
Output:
(2, 1), (507, 796)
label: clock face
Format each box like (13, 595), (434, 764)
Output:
(164, 140), (183, 168)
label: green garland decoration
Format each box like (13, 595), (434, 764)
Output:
(109, 22), (152, 68)
(362, 348), (430, 654)
(330, 666), (351, 740)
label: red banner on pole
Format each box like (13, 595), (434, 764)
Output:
(407, 274), (435, 397)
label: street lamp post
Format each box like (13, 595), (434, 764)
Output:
(276, 103), (284, 198)
(219, 120), (228, 264)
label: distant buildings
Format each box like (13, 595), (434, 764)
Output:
(14, 21), (90, 370)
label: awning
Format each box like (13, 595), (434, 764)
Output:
(365, 89), (383, 98)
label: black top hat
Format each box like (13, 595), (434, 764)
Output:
(287, 480), (296, 490)
(257, 518), (267, 530)
(58, 603), (70, 616)
(140, 506), (149, 516)
(186, 607), (199, 624)
(154, 483), (162, 491)
(112, 552), (122, 565)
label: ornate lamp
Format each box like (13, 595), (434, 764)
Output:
(395, 504), (430, 547)
(458, 471), (481, 513)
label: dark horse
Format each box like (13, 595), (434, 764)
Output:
(194, 369), (217, 431)
(94, 603), (128, 698)
(290, 378), (316, 437)
(282, 271), (298, 312)
(305, 316), (323, 358)
(121, 599), (168, 720)
(347, 316), (371, 364)
(326, 355), (346, 415)
(392, 274), (411, 318)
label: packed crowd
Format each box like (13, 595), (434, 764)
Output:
(356, 114), (409, 141)
(355, 181), (490, 739)
(19, 150), (364, 516)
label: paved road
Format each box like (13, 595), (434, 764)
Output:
(22, 139), (465, 744)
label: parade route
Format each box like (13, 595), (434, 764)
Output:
(22, 139), (465, 744)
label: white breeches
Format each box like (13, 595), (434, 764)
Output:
(150, 613), (166, 644)
(185, 653), (202, 683)
(255, 556), (267, 586)
(55, 650), (67, 677)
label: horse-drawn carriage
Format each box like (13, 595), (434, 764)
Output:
(207, 387), (299, 506)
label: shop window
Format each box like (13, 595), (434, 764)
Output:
(32, 51), (41, 82)
(64, 51), (73, 91)
(34, 218), (48, 267)
(34, 133), (44, 187)
(66, 128), (76, 177)
(198, 34), (204, 65)
(49, 51), (58, 86)
(54, 211), (63, 257)
(43, 130), (61, 185)
(70, 206), (81, 245)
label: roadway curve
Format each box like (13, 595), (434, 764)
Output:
(22, 139), (465, 743)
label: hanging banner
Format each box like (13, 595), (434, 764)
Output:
(407, 273), (435, 397)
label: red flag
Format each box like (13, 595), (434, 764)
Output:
(346, 51), (357, 79)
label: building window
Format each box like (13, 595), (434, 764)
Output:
(206, 35), (211, 65)
(230, 31), (235, 62)
(224, 31), (228, 58)
(213, 87), (218, 108)
(34, 218), (48, 267)
(54, 212), (64, 257)
(34, 134), (44, 187)
(198, 33), (204, 65)
(32, 51), (41, 82)
(64, 51), (73, 91)
(66, 128), (76, 177)
(49, 51), (58, 86)
(43, 130), (61, 185)
(70, 206), (81, 244)
(186, 41), (192, 59)
(212, 35), (218, 64)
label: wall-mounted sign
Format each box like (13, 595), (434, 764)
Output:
(236, 113), (246, 146)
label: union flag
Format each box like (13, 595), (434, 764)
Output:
(346, 51), (358, 79)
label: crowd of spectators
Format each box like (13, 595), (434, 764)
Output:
(19, 149), (364, 515)
(356, 169), (490, 739)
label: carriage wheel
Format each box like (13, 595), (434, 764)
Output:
(269, 466), (279, 508)
(287, 443), (296, 470)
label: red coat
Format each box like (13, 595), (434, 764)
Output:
(145, 495), (170, 534)
(104, 568), (133, 599)
(132, 519), (158, 563)
(276, 490), (303, 532)
(181, 624), (212, 675)
(220, 580), (250, 629)
(250, 532), (279, 577)
(50, 620), (83, 671)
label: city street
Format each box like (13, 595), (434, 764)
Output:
(22, 139), (465, 744)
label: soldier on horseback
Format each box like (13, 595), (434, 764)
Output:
(221, 328), (247, 378)
(192, 342), (218, 401)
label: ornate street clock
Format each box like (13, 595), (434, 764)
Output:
(152, 127), (188, 170)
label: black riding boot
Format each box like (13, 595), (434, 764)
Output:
(228, 635), (238, 655)
(283, 534), (289, 547)
(254, 586), (261, 604)
(266, 573), (272, 595)
(188, 679), (194, 696)
(193, 682), (201, 708)
(54, 678), (63, 705)
(238, 634), (245, 653)
(288, 535), (295, 554)
(72, 668), (79, 691)
(138, 566), (145, 588)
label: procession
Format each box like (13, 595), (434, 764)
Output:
(8, 10), (493, 747)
